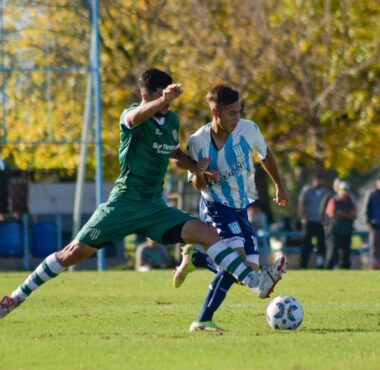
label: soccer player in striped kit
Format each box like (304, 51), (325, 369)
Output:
(174, 84), (288, 333)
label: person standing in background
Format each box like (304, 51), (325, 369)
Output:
(365, 177), (380, 269)
(325, 181), (356, 269)
(298, 175), (328, 269)
(247, 202), (270, 268)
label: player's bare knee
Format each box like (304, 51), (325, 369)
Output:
(205, 223), (219, 239)
(181, 220), (217, 246)
(194, 222), (219, 247)
(56, 241), (88, 267)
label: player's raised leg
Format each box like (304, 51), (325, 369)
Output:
(0, 241), (97, 319)
(180, 220), (287, 296)
(181, 220), (255, 285)
(257, 255), (287, 298)
(181, 220), (286, 298)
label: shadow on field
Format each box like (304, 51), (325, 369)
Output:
(307, 327), (380, 334)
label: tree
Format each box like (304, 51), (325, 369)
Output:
(1, 0), (379, 183)
(1, 1), (92, 173)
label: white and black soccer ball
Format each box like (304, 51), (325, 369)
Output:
(266, 296), (304, 330)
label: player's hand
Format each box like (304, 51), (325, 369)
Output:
(162, 84), (183, 103)
(273, 186), (288, 207)
(195, 157), (211, 175)
(204, 170), (220, 184)
(195, 157), (219, 182)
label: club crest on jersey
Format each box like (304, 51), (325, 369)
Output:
(172, 129), (178, 141)
(228, 222), (242, 234)
(232, 145), (243, 157)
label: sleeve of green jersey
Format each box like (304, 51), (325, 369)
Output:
(119, 103), (140, 130)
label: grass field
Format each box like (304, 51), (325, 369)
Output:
(0, 269), (379, 370)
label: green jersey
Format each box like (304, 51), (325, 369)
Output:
(113, 103), (180, 200)
(76, 103), (195, 247)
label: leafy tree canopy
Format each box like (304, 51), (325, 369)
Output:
(1, 0), (379, 181)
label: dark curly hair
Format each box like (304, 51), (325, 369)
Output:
(206, 84), (239, 106)
(138, 69), (172, 94)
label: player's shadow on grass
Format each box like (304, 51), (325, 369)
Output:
(307, 327), (380, 333)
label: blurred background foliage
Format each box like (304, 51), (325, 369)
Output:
(1, 0), (379, 192)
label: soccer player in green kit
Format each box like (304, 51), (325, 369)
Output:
(0, 69), (286, 319)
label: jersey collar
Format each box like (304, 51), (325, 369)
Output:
(152, 116), (165, 126)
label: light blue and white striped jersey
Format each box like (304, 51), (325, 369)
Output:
(188, 119), (268, 209)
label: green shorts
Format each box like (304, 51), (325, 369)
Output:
(76, 191), (196, 247)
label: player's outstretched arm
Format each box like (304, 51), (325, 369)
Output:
(170, 150), (219, 190)
(170, 147), (197, 172)
(191, 157), (220, 190)
(261, 148), (288, 207)
(191, 158), (210, 190)
(126, 84), (183, 128)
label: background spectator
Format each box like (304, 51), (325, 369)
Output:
(247, 201), (269, 233)
(325, 181), (357, 269)
(135, 238), (174, 272)
(365, 177), (380, 269)
(298, 175), (328, 268)
(320, 178), (341, 262)
(247, 201), (269, 268)
(320, 178), (341, 219)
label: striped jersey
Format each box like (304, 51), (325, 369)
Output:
(187, 119), (268, 209)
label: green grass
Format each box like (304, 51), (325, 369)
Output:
(0, 269), (379, 370)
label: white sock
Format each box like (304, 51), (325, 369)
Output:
(11, 253), (65, 302)
(207, 240), (260, 288)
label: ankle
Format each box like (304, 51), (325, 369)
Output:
(244, 270), (260, 288)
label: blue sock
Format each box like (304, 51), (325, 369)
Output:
(192, 250), (218, 273)
(197, 270), (236, 322)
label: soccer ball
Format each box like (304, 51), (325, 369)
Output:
(266, 296), (304, 330)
